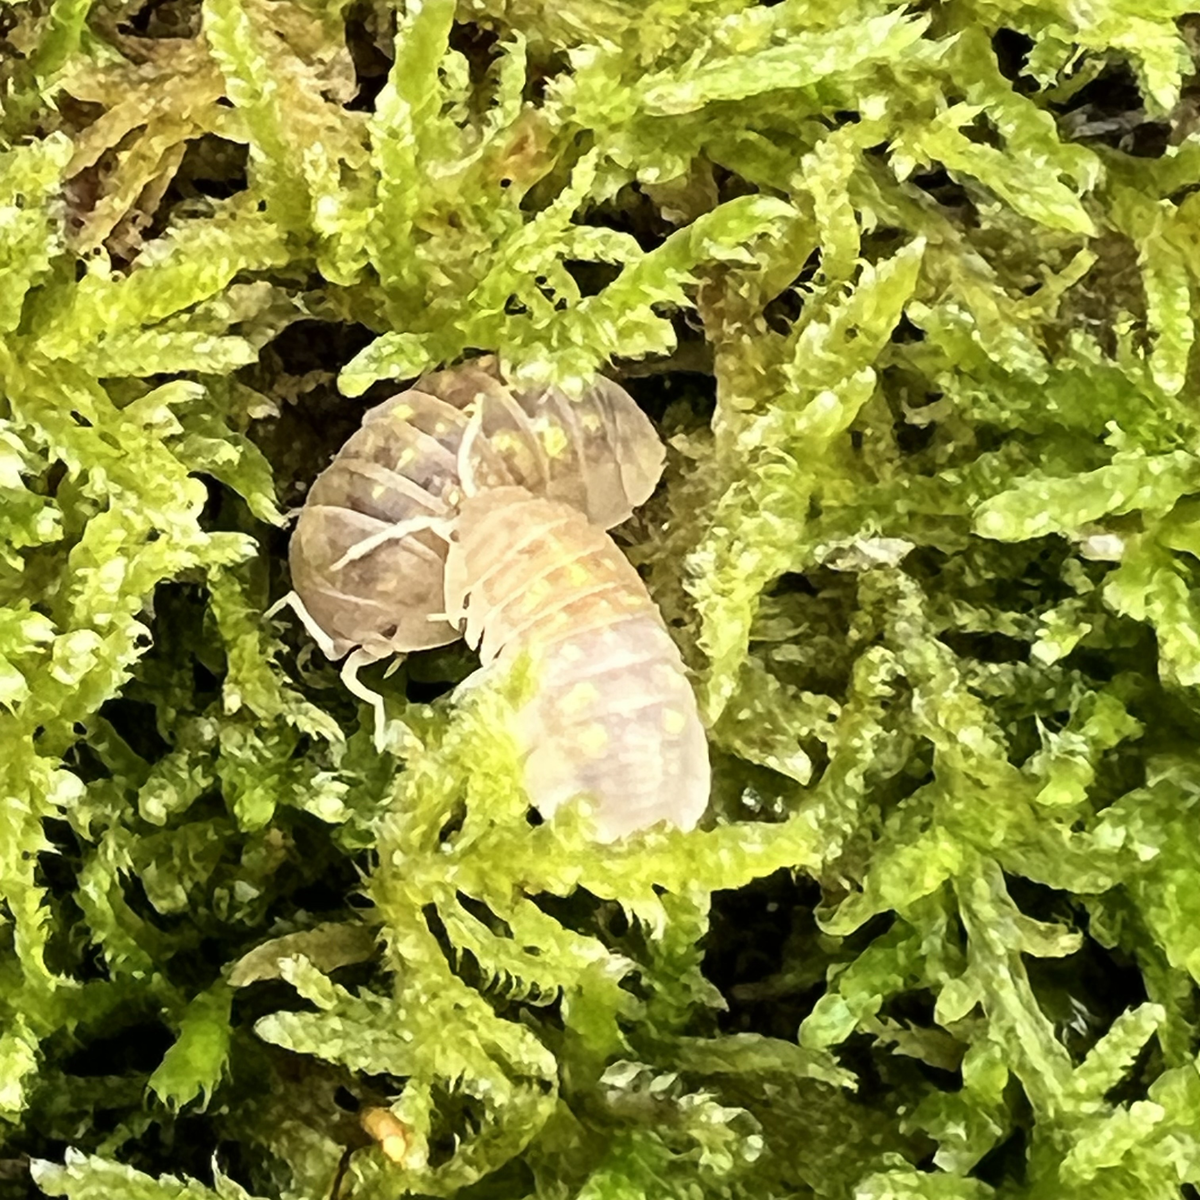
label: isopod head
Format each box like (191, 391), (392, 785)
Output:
(289, 502), (458, 660)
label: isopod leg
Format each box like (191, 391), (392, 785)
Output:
(329, 515), (456, 572)
(456, 405), (486, 499)
(264, 590), (346, 661)
(342, 647), (391, 751)
(449, 663), (497, 703)
(425, 605), (468, 633)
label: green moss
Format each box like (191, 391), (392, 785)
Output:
(3, 0), (1200, 1197)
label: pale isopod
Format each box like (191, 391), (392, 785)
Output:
(442, 487), (710, 841)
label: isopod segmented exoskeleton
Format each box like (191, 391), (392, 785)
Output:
(275, 358), (710, 838)
(280, 358), (665, 670)
(442, 486), (710, 841)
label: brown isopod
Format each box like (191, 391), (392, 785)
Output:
(443, 487), (710, 840)
(272, 357), (665, 695)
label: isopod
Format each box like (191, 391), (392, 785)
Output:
(275, 358), (710, 838)
(442, 487), (710, 841)
(279, 358), (665, 675)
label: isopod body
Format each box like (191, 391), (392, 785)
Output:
(287, 358), (665, 664)
(443, 487), (710, 841)
(279, 358), (710, 838)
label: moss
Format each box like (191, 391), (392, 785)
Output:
(3, 0), (1200, 1197)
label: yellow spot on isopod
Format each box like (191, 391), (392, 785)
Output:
(391, 404), (413, 421)
(578, 723), (609, 755)
(537, 422), (569, 458)
(398, 447), (415, 467)
(520, 579), (553, 613)
(563, 681), (600, 713)
(560, 643), (584, 663)
(566, 562), (590, 587)
(662, 708), (687, 735)
(581, 412), (602, 434)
